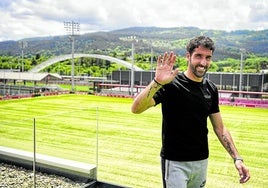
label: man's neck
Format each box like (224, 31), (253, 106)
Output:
(184, 70), (203, 82)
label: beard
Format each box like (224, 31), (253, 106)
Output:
(189, 61), (209, 78)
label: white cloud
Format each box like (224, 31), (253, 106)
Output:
(249, 0), (268, 22)
(0, 0), (267, 41)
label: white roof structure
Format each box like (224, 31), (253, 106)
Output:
(0, 72), (62, 81)
(29, 53), (144, 73)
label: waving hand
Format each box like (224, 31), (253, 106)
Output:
(154, 51), (179, 85)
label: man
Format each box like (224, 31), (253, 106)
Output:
(131, 36), (250, 188)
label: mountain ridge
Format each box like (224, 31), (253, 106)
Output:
(0, 26), (267, 60)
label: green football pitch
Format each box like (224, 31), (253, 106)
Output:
(1, 94), (267, 188)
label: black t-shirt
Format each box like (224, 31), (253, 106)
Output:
(153, 72), (220, 161)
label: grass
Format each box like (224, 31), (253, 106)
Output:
(0, 94), (267, 188)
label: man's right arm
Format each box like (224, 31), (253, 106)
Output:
(131, 79), (162, 114)
(132, 51), (178, 114)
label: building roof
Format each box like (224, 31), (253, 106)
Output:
(0, 72), (62, 81)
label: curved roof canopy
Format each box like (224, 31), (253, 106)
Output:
(28, 54), (144, 73)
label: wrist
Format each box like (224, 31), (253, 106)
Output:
(153, 78), (163, 86)
(233, 157), (244, 163)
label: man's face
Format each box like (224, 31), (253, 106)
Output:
(186, 46), (213, 78)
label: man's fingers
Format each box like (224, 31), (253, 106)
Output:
(157, 52), (176, 68)
(238, 166), (250, 183)
(240, 174), (250, 183)
(157, 55), (162, 66)
(164, 52), (176, 65)
(173, 68), (179, 75)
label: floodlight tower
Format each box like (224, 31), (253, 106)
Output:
(150, 40), (154, 81)
(129, 36), (137, 96)
(64, 21), (80, 93)
(19, 40), (27, 72)
(239, 49), (245, 97)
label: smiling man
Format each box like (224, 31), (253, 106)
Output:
(131, 36), (250, 188)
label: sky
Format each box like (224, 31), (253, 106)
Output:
(0, 0), (268, 42)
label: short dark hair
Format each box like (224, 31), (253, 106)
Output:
(186, 36), (215, 54)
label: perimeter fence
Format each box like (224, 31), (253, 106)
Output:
(1, 95), (267, 188)
(1, 106), (162, 188)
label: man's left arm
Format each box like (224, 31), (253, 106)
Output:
(209, 112), (250, 183)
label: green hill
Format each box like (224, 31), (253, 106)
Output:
(0, 27), (267, 61)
